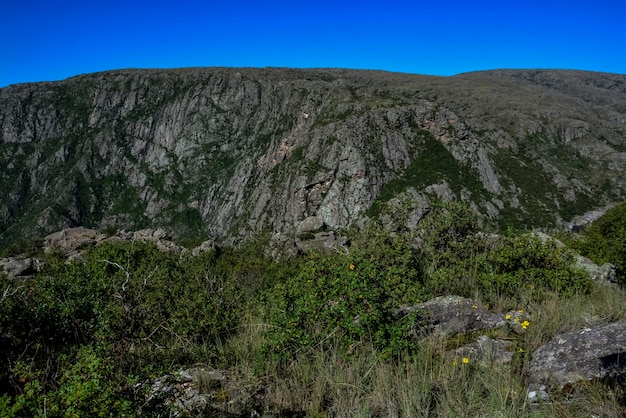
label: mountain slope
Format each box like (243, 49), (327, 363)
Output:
(1, 68), (625, 244)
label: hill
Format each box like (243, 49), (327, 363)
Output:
(1, 68), (625, 244)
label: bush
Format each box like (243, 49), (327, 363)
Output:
(571, 203), (626, 285)
(264, 228), (428, 360)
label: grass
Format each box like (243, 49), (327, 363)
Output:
(1, 203), (626, 417)
(209, 281), (626, 417)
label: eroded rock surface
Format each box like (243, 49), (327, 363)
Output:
(527, 322), (626, 396)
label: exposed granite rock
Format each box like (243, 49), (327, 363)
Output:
(130, 228), (184, 254)
(296, 216), (324, 234)
(190, 240), (218, 257)
(43, 227), (106, 259)
(142, 366), (262, 417)
(526, 322), (626, 399)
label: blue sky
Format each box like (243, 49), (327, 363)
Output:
(1, 0), (625, 87)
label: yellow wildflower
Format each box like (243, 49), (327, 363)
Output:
(505, 314), (511, 320)
(462, 357), (469, 364)
(349, 263), (355, 270)
(521, 320), (530, 329)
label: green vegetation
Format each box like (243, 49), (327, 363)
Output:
(2, 201), (622, 416)
(563, 202), (626, 285)
(367, 130), (489, 218)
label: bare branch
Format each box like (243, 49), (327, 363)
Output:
(2, 285), (22, 302)
(100, 260), (130, 291)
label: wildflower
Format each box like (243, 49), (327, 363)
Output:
(521, 320), (530, 329)
(518, 309), (524, 313)
(453, 360), (458, 366)
(518, 348), (525, 353)
(505, 314), (511, 320)
(349, 263), (355, 270)
(462, 357), (469, 364)
(472, 304), (478, 309)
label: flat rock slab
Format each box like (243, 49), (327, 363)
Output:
(527, 322), (626, 393)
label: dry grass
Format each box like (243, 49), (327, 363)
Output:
(212, 281), (626, 417)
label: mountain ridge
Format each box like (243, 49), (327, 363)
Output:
(1, 67), (625, 245)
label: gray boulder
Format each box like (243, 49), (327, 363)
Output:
(294, 231), (348, 254)
(43, 227), (106, 259)
(573, 255), (617, 284)
(527, 322), (626, 398)
(449, 335), (514, 366)
(0, 256), (40, 280)
(397, 295), (507, 336)
(296, 216), (325, 234)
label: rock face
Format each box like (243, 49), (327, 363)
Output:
(527, 322), (626, 395)
(1, 68), (625, 244)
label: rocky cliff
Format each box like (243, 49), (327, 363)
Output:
(1, 68), (625, 244)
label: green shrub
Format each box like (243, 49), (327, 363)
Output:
(264, 228), (428, 360)
(416, 203), (591, 304)
(571, 203), (626, 285)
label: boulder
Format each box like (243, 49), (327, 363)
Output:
(449, 335), (514, 366)
(131, 229), (184, 254)
(526, 322), (626, 399)
(397, 295), (507, 336)
(0, 256), (40, 280)
(142, 367), (262, 416)
(296, 216), (324, 234)
(43, 227), (106, 259)
(573, 255), (617, 284)
(294, 231), (348, 254)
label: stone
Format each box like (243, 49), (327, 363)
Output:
(449, 335), (514, 366)
(0, 256), (40, 280)
(573, 255), (617, 284)
(43, 227), (106, 259)
(397, 295), (507, 336)
(294, 231), (349, 254)
(296, 216), (324, 234)
(191, 240), (218, 257)
(526, 322), (626, 394)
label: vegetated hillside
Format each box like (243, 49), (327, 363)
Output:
(1, 67), (625, 244)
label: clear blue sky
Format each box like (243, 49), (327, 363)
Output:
(2, 0), (625, 87)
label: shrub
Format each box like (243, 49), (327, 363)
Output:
(264, 228), (428, 360)
(572, 203), (626, 285)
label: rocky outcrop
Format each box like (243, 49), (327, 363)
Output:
(0, 256), (40, 280)
(141, 366), (263, 417)
(574, 255), (618, 284)
(526, 322), (626, 401)
(397, 295), (507, 336)
(39, 227), (217, 260)
(1, 68), (625, 245)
